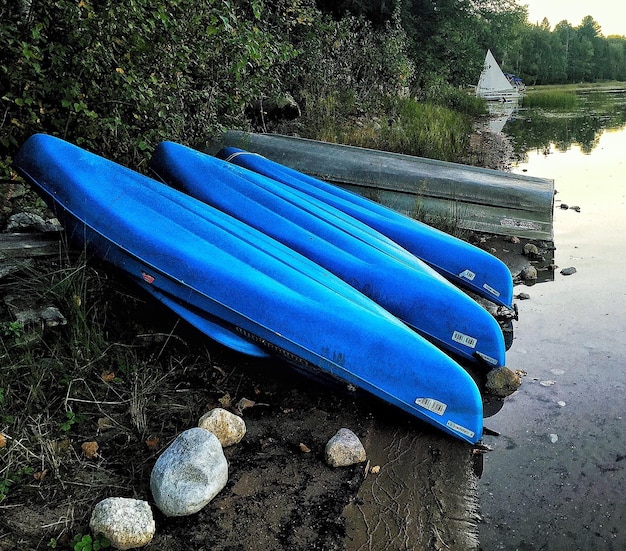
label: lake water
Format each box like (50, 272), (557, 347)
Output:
(479, 89), (626, 550)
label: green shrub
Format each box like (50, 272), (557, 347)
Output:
(0, 0), (298, 175)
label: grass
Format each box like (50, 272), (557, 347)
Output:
(299, 94), (475, 163)
(0, 249), (227, 545)
(410, 195), (471, 240)
(522, 90), (580, 110)
(526, 81), (626, 93)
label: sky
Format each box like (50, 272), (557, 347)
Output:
(522, 0), (626, 37)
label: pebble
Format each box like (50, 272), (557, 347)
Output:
(198, 407), (246, 447)
(560, 267), (577, 276)
(150, 427), (228, 517)
(548, 433), (559, 443)
(521, 265), (538, 282)
(522, 243), (540, 258)
(89, 497), (155, 550)
(325, 428), (366, 467)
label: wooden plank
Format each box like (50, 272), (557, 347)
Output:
(209, 131), (554, 240)
(0, 232), (61, 259)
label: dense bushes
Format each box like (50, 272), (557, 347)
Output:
(1, 0), (298, 173)
(1, 0), (475, 188)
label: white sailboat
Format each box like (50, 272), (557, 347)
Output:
(476, 50), (523, 102)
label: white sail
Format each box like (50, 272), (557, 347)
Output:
(476, 50), (521, 102)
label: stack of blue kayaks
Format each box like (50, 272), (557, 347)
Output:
(149, 142), (506, 369)
(216, 147), (514, 309)
(14, 134), (515, 444)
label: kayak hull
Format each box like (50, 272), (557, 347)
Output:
(217, 146), (515, 308)
(150, 141), (506, 368)
(14, 134), (484, 443)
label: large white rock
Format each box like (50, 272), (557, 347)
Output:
(150, 427), (228, 516)
(325, 428), (367, 467)
(89, 497), (155, 550)
(198, 407), (246, 447)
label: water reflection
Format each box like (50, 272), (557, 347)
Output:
(486, 101), (519, 134)
(480, 86), (626, 550)
(504, 88), (626, 155)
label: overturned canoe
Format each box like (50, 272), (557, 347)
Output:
(215, 145), (516, 308)
(210, 131), (554, 241)
(14, 134), (484, 443)
(150, 141), (506, 368)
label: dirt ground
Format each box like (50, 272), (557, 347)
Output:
(0, 128), (529, 551)
(0, 260), (486, 550)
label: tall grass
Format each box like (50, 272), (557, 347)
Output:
(381, 98), (473, 161)
(522, 90), (580, 110)
(301, 95), (474, 163)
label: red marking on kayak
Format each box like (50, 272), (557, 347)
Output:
(142, 271), (155, 284)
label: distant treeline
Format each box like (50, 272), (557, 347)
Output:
(515, 17), (626, 85)
(321, 0), (626, 85)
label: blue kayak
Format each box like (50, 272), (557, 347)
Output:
(150, 141), (506, 368)
(14, 134), (483, 443)
(217, 147), (514, 308)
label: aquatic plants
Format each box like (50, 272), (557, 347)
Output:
(522, 90), (580, 110)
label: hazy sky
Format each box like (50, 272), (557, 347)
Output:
(523, 0), (626, 37)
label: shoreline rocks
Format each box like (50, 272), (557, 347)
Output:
(150, 427), (229, 517)
(89, 497), (155, 550)
(325, 428), (367, 468)
(198, 407), (246, 447)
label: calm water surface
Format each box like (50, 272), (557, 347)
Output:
(480, 93), (626, 550)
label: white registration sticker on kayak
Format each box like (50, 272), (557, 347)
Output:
(459, 269), (476, 281)
(415, 397), (447, 416)
(446, 420), (475, 439)
(483, 283), (501, 297)
(452, 331), (477, 349)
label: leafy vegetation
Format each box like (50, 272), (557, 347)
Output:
(517, 16), (626, 85)
(3, 0), (625, 191)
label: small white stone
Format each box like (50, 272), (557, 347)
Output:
(548, 433), (559, 443)
(557, 401), (566, 407)
(198, 407), (246, 447)
(150, 427), (228, 517)
(89, 497), (155, 550)
(325, 428), (366, 468)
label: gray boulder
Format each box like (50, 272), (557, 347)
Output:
(150, 427), (228, 517)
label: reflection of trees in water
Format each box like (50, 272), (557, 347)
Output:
(505, 92), (626, 156)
